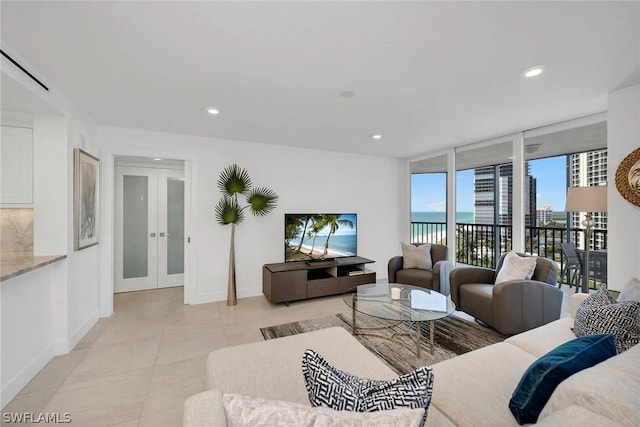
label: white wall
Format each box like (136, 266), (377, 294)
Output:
(607, 84), (640, 291)
(1, 58), (101, 406)
(98, 126), (402, 305)
(1, 260), (67, 408)
(33, 114), (68, 255)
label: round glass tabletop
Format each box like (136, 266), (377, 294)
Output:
(343, 282), (455, 322)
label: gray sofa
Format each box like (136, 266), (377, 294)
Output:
(184, 293), (639, 426)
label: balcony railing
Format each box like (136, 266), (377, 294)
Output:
(411, 221), (607, 281)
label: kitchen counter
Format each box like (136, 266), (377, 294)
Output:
(0, 254), (67, 282)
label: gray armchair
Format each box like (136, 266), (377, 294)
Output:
(449, 252), (562, 335)
(388, 244), (451, 294)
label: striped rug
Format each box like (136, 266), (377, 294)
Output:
(260, 313), (506, 375)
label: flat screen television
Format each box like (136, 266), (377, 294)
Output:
(284, 213), (357, 262)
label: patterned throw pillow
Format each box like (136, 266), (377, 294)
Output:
(222, 393), (426, 427)
(495, 252), (537, 285)
(573, 287), (640, 353)
(401, 242), (432, 270)
(301, 349), (433, 414)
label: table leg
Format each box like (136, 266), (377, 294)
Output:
(416, 321), (422, 358)
(351, 294), (357, 335)
(430, 320), (435, 355)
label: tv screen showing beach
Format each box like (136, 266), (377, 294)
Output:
(285, 213), (357, 262)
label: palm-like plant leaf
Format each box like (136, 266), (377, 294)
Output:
(214, 196), (245, 225)
(217, 164), (252, 196)
(247, 187), (279, 216)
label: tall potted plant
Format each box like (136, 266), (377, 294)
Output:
(215, 164), (278, 305)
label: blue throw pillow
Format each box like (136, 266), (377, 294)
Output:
(509, 334), (617, 425)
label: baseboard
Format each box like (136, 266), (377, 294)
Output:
(68, 311), (100, 351)
(190, 288), (263, 305)
(1, 345), (56, 408)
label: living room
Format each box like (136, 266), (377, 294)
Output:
(1, 1), (639, 425)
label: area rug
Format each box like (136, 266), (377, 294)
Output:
(260, 313), (507, 374)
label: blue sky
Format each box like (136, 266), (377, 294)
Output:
(411, 156), (567, 212)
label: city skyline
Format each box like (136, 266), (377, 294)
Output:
(411, 156), (567, 213)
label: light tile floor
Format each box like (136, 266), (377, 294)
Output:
(2, 284), (577, 426)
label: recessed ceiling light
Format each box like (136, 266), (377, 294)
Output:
(154, 158), (162, 161)
(206, 107), (220, 115)
(522, 65), (545, 78)
(372, 134), (382, 140)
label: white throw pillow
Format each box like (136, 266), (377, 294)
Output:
(618, 277), (640, 303)
(401, 242), (432, 270)
(495, 252), (537, 285)
(222, 393), (425, 427)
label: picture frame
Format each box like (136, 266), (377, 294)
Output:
(615, 147), (640, 208)
(74, 148), (100, 250)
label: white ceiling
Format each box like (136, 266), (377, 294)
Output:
(1, 1), (638, 159)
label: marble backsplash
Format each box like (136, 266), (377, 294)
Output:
(1, 208), (34, 255)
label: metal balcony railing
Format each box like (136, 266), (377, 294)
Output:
(410, 221), (608, 282)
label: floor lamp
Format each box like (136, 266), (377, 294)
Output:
(565, 186), (607, 293)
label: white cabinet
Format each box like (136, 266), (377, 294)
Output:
(1, 126), (33, 204)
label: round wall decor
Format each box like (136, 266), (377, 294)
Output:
(615, 147), (640, 207)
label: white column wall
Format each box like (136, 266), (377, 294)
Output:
(607, 84), (640, 291)
(32, 114), (68, 255)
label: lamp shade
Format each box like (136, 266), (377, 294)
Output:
(565, 186), (607, 212)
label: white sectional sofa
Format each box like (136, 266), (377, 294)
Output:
(184, 294), (639, 426)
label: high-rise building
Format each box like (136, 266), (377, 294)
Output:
(569, 149), (608, 249)
(537, 204), (553, 225)
(473, 163), (537, 226)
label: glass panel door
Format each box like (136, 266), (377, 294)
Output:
(114, 167), (158, 292)
(158, 171), (185, 288)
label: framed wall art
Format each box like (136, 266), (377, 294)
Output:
(74, 148), (100, 250)
(615, 147), (640, 208)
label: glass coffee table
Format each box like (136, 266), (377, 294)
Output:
(343, 282), (455, 357)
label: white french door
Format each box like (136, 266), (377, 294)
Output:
(115, 167), (185, 292)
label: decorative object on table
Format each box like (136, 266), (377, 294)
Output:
(215, 164), (278, 305)
(73, 148), (100, 251)
(615, 147), (640, 207)
(565, 185), (607, 293)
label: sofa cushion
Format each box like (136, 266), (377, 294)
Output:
(508, 334), (617, 425)
(430, 342), (536, 427)
(222, 393), (426, 427)
(540, 342), (640, 426)
(536, 405), (624, 427)
(402, 242), (432, 270)
(396, 268), (434, 288)
(206, 327), (397, 405)
(506, 318), (576, 358)
(495, 251), (537, 285)
(573, 287), (640, 352)
(184, 389), (227, 427)
(302, 349), (433, 412)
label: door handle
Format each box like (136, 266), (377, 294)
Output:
(160, 232), (170, 237)
(149, 233), (156, 237)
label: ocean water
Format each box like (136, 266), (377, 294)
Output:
(411, 211), (474, 224)
(289, 233), (357, 258)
